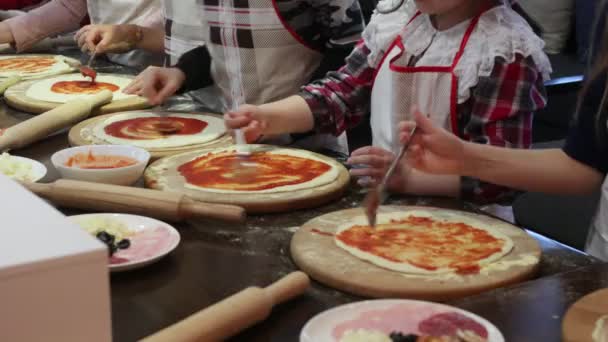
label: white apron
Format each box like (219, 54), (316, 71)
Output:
(162, 0), (206, 66)
(586, 177), (608, 260)
(87, 0), (164, 68)
(370, 11), (483, 152)
(195, 0), (348, 154)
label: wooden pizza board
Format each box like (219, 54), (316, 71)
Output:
(0, 54), (80, 81)
(144, 144), (350, 213)
(68, 111), (233, 160)
(4, 73), (151, 115)
(291, 206), (542, 301)
(563, 288), (608, 341)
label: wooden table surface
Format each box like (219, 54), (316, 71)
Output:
(1, 49), (605, 342)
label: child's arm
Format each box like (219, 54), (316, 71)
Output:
(226, 40), (376, 141)
(76, 24), (165, 54)
(1, 0), (87, 51)
(399, 112), (604, 195)
(459, 54), (548, 203)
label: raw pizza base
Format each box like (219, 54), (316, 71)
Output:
(25, 73), (135, 103)
(144, 144), (350, 213)
(180, 146), (340, 194)
(91, 112), (226, 149)
(334, 210), (514, 275)
(5, 73), (150, 115)
(291, 206), (542, 300)
(0, 54), (77, 79)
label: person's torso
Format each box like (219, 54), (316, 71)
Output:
(162, 0), (206, 65)
(197, 0), (323, 106)
(87, 0), (164, 68)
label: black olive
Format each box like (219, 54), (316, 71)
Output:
(389, 332), (418, 342)
(117, 239), (130, 249)
(109, 244), (118, 256)
(96, 231), (111, 243)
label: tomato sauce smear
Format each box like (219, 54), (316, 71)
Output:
(51, 81), (119, 94)
(336, 216), (506, 274)
(104, 117), (208, 140)
(178, 151), (331, 191)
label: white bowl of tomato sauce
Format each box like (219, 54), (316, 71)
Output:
(51, 145), (150, 185)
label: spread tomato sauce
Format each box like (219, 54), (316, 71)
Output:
(104, 117), (208, 140)
(51, 81), (119, 94)
(65, 151), (138, 169)
(178, 151), (331, 191)
(336, 216), (505, 274)
(0, 57), (55, 72)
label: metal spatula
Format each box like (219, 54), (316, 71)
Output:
(364, 125), (418, 227)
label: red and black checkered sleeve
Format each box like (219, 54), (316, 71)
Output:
(299, 39), (375, 136)
(461, 54), (548, 204)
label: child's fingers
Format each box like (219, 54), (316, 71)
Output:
(224, 113), (253, 129)
(350, 146), (393, 157)
(347, 154), (392, 167)
(350, 167), (384, 179)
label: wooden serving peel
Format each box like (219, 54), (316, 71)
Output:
(22, 179), (246, 223)
(0, 90), (113, 152)
(140, 271), (310, 342)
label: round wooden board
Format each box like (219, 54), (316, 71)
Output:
(563, 288), (608, 342)
(144, 144), (350, 213)
(0, 54), (80, 80)
(291, 205), (542, 301)
(68, 111), (233, 160)
(4, 73), (151, 115)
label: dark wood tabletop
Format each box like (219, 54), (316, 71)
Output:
(1, 50), (605, 342)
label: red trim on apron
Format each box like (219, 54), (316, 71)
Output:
(271, 0), (318, 52)
(373, 8), (489, 137)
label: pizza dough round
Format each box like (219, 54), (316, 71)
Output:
(334, 209), (515, 275)
(180, 147), (340, 194)
(91, 112), (226, 148)
(25, 73), (135, 103)
(0, 55), (72, 79)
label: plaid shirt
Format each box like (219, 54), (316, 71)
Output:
(300, 39), (548, 204)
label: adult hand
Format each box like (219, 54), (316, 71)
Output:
(123, 66), (185, 105)
(399, 111), (465, 175)
(75, 24), (136, 54)
(224, 104), (267, 143)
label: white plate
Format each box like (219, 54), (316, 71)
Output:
(0, 155), (47, 182)
(69, 213), (180, 272)
(300, 299), (504, 342)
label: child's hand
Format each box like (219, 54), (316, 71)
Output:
(75, 24), (136, 54)
(399, 111), (465, 175)
(347, 146), (409, 190)
(224, 105), (268, 143)
(123, 67), (185, 105)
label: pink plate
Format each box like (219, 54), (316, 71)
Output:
(70, 213), (180, 272)
(300, 299), (504, 342)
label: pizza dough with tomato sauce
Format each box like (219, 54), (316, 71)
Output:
(177, 147), (340, 194)
(91, 112), (226, 148)
(0, 55), (72, 79)
(335, 210), (514, 275)
(26, 73), (135, 103)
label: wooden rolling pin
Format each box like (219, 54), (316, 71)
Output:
(0, 90), (112, 152)
(141, 271), (310, 342)
(23, 179), (246, 223)
(0, 76), (21, 95)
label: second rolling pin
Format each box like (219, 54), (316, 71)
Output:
(141, 271), (310, 342)
(0, 90), (113, 152)
(23, 179), (246, 223)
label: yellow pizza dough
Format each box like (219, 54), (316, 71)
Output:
(334, 210), (514, 275)
(180, 147), (340, 194)
(25, 73), (135, 103)
(91, 112), (226, 148)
